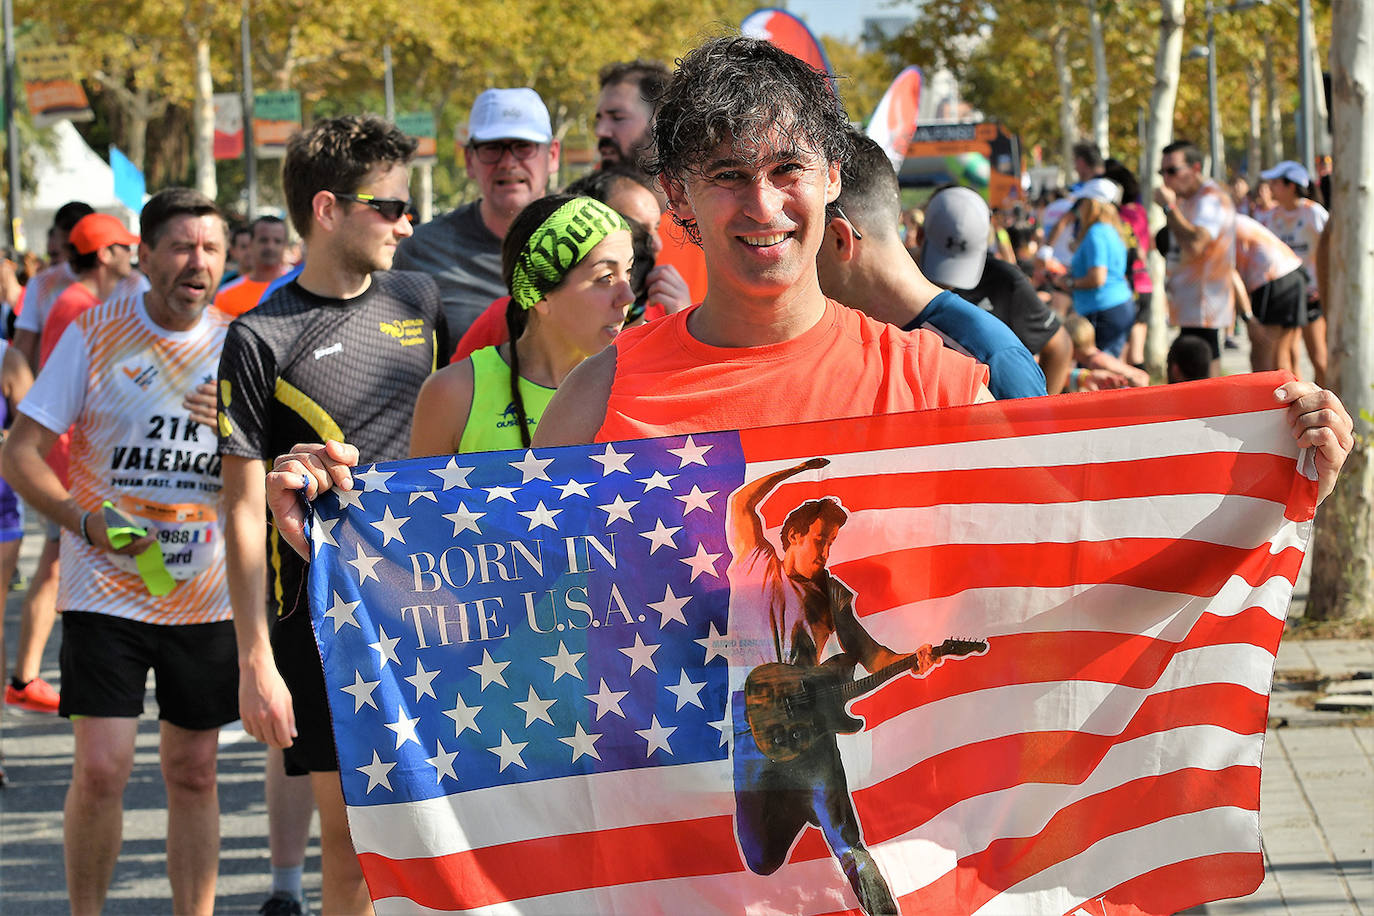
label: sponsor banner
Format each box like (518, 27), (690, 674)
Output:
(866, 66), (923, 172)
(17, 46), (93, 128)
(741, 7), (836, 91)
(254, 90), (302, 158)
(397, 111), (437, 163)
(213, 93), (244, 160)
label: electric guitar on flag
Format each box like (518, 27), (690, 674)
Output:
(745, 637), (987, 762)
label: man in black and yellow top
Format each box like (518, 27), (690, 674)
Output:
(217, 115), (448, 916)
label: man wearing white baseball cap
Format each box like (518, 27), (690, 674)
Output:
(395, 87), (561, 337)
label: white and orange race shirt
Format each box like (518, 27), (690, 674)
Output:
(18, 292), (231, 624)
(1164, 179), (1236, 329)
(1233, 214), (1303, 293)
(1258, 199), (1327, 299)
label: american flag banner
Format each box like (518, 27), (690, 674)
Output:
(305, 372), (1316, 915)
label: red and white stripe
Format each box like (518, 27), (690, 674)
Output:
(353, 374), (1312, 914)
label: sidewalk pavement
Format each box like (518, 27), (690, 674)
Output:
(0, 519), (321, 914)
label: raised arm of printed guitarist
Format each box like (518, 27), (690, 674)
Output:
(726, 457), (830, 557)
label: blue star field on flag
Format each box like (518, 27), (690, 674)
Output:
(305, 434), (745, 804)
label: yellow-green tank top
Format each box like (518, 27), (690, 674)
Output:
(458, 345), (557, 453)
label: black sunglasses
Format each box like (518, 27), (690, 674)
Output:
(333, 192), (409, 221)
(469, 139), (541, 165)
(1158, 165), (1185, 177)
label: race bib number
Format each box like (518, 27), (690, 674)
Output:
(106, 497), (220, 582)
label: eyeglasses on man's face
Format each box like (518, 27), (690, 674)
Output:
(469, 139), (542, 165)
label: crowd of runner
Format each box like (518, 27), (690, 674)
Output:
(0, 35), (1355, 916)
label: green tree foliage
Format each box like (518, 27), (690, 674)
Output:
(13, 0), (754, 208)
(881, 0), (1329, 182)
(823, 36), (901, 127)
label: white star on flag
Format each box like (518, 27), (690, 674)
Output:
(484, 485), (518, 503)
(619, 633), (661, 675)
(675, 484), (717, 515)
(404, 659), (440, 701)
(589, 443), (633, 475)
(559, 723), (603, 762)
(384, 707), (422, 749)
(442, 502), (485, 536)
(355, 465), (396, 492)
(469, 649), (510, 690)
(517, 500), (562, 532)
(324, 591), (361, 632)
(667, 435), (712, 467)
(665, 670), (707, 710)
(513, 686), (557, 727)
(637, 470), (677, 492)
(443, 693), (482, 736)
(312, 516), (339, 555)
(647, 584), (691, 627)
(336, 486), (364, 511)
(638, 518), (682, 554)
(347, 543), (383, 584)
(635, 715), (676, 757)
(510, 449), (554, 483)
(681, 542), (723, 582)
(430, 457), (474, 490)
(541, 641), (585, 682)
(369, 505), (409, 546)
(707, 714), (730, 747)
(357, 750), (396, 793)
(598, 494), (639, 524)
(424, 740), (460, 784)
(555, 478), (592, 499)
(341, 670), (380, 712)
(695, 620), (730, 664)
(488, 731), (529, 772)
(586, 679), (628, 719)
(368, 626), (402, 668)
(408, 490), (437, 504)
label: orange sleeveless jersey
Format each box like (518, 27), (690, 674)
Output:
(596, 299), (989, 441)
(60, 295), (232, 623)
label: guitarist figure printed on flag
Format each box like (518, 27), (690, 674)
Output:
(726, 457), (984, 915)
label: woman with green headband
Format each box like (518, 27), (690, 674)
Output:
(409, 195), (634, 455)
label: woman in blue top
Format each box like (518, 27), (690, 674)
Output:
(1056, 178), (1135, 358)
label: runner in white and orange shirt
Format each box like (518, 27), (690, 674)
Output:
(1153, 139), (1235, 376)
(1256, 160), (1328, 387)
(0, 188), (233, 916)
(1232, 214), (1306, 376)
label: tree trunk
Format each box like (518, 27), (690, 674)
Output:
(193, 36), (216, 200)
(1052, 25), (1078, 183)
(1307, 0), (1373, 622)
(1262, 42), (1284, 166)
(1088, 0), (1110, 157)
(1142, 0), (1184, 377)
(1305, 8), (1331, 157)
(1246, 60), (1262, 183)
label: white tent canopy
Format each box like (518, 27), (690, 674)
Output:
(17, 120), (134, 253)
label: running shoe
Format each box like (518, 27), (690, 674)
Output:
(5, 677), (60, 714)
(258, 892), (306, 916)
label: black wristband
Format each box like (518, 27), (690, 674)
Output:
(79, 510), (94, 546)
